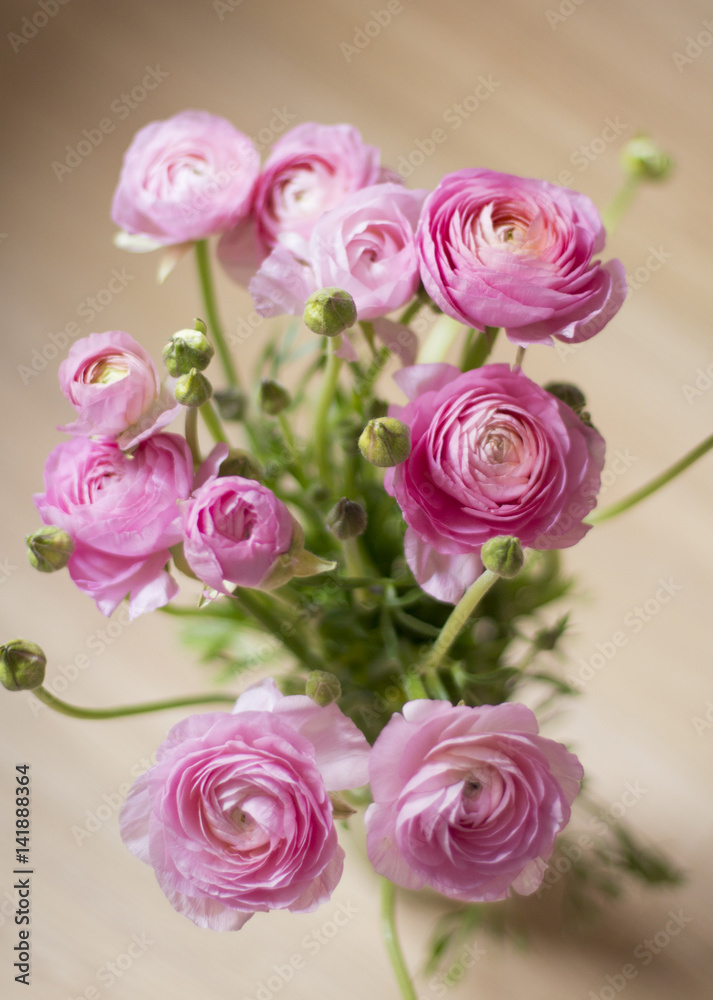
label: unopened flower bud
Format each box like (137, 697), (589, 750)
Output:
(306, 670), (342, 706)
(621, 135), (674, 182)
(303, 288), (357, 337)
(175, 368), (213, 407)
(219, 450), (262, 481)
(163, 324), (215, 376)
(544, 382), (587, 414)
(358, 417), (411, 467)
(258, 379), (291, 416)
(326, 498), (367, 540)
(26, 526), (74, 573)
(214, 388), (247, 422)
(0, 640), (46, 691)
(481, 536), (524, 579)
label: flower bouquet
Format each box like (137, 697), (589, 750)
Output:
(4, 112), (703, 997)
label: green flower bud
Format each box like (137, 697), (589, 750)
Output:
(219, 449), (263, 481)
(163, 323), (215, 376)
(358, 417), (411, 468)
(544, 382), (587, 414)
(258, 378), (291, 416)
(306, 670), (342, 706)
(26, 526), (74, 573)
(621, 135), (674, 182)
(174, 368), (213, 407)
(213, 388), (247, 422)
(0, 640), (46, 691)
(326, 498), (367, 540)
(303, 288), (357, 337)
(481, 536), (524, 579)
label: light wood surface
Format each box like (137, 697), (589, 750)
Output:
(1, 1), (712, 997)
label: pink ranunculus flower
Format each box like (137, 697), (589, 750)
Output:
(119, 678), (371, 930)
(249, 183), (427, 323)
(218, 122), (385, 282)
(181, 473), (295, 593)
(112, 110), (260, 246)
(33, 433), (193, 617)
(58, 331), (181, 450)
(365, 700), (583, 902)
(385, 363), (605, 603)
(417, 168), (627, 347)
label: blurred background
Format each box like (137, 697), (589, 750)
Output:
(1, 0), (712, 997)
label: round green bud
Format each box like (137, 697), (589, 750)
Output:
(163, 327), (215, 377)
(219, 450), (263, 482)
(544, 382), (587, 414)
(305, 670), (342, 707)
(258, 379), (291, 416)
(326, 498), (367, 540)
(213, 388), (247, 422)
(481, 536), (524, 579)
(303, 288), (357, 337)
(0, 640), (46, 691)
(26, 526), (74, 573)
(358, 417), (411, 468)
(621, 135), (674, 182)
(174, 368), (213, 407)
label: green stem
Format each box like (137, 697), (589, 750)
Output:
(587, 430), (713, 525)
(381, 879), (417, 1000)
(422, 570), (499, 673)
(313, 336), (343, 484)
(514, 346), (526, 370)
(185, 406), (200, 465)
(234, 587), (323, 671)
(195, 240), (239, 388)
(398, 297), (423, 327)
(417, 315), (463, 364)
(601, 175), (640, 235)
(460, 326), (499, 371)
(200, 400), (229, 444)
(31, 685), (236, 720)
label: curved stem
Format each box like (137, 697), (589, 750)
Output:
(587, 430), (713, 525)
(398, 297), (423, 328)
(31, 685), (236, 720)
(422, 570), (499, 673)
(200, 399), (229, 444)
(313, 336), (343, 484)
(380, 879), (417, 1000)
(195, 240), (239, 389)
(601, 175), (640, 235)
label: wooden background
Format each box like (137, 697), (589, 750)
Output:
(1, 1), (712, 997)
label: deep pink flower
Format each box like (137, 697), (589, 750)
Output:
(58, 331), (180, 450)
(112, 110), (259, 245)
(385, 364), (605, 603)
(181, 475), (295, 592)
(365, 700), (583, 901)
(33, 433), (193, 617)
(249, 183), (426, 322)
(119, 678), (371, 930)
(417, 168), (626, 346)
(218, 122), (384, 282)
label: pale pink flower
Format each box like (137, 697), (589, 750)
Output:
(119, 678), (371, 930)
(366, 700), (583, 901)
